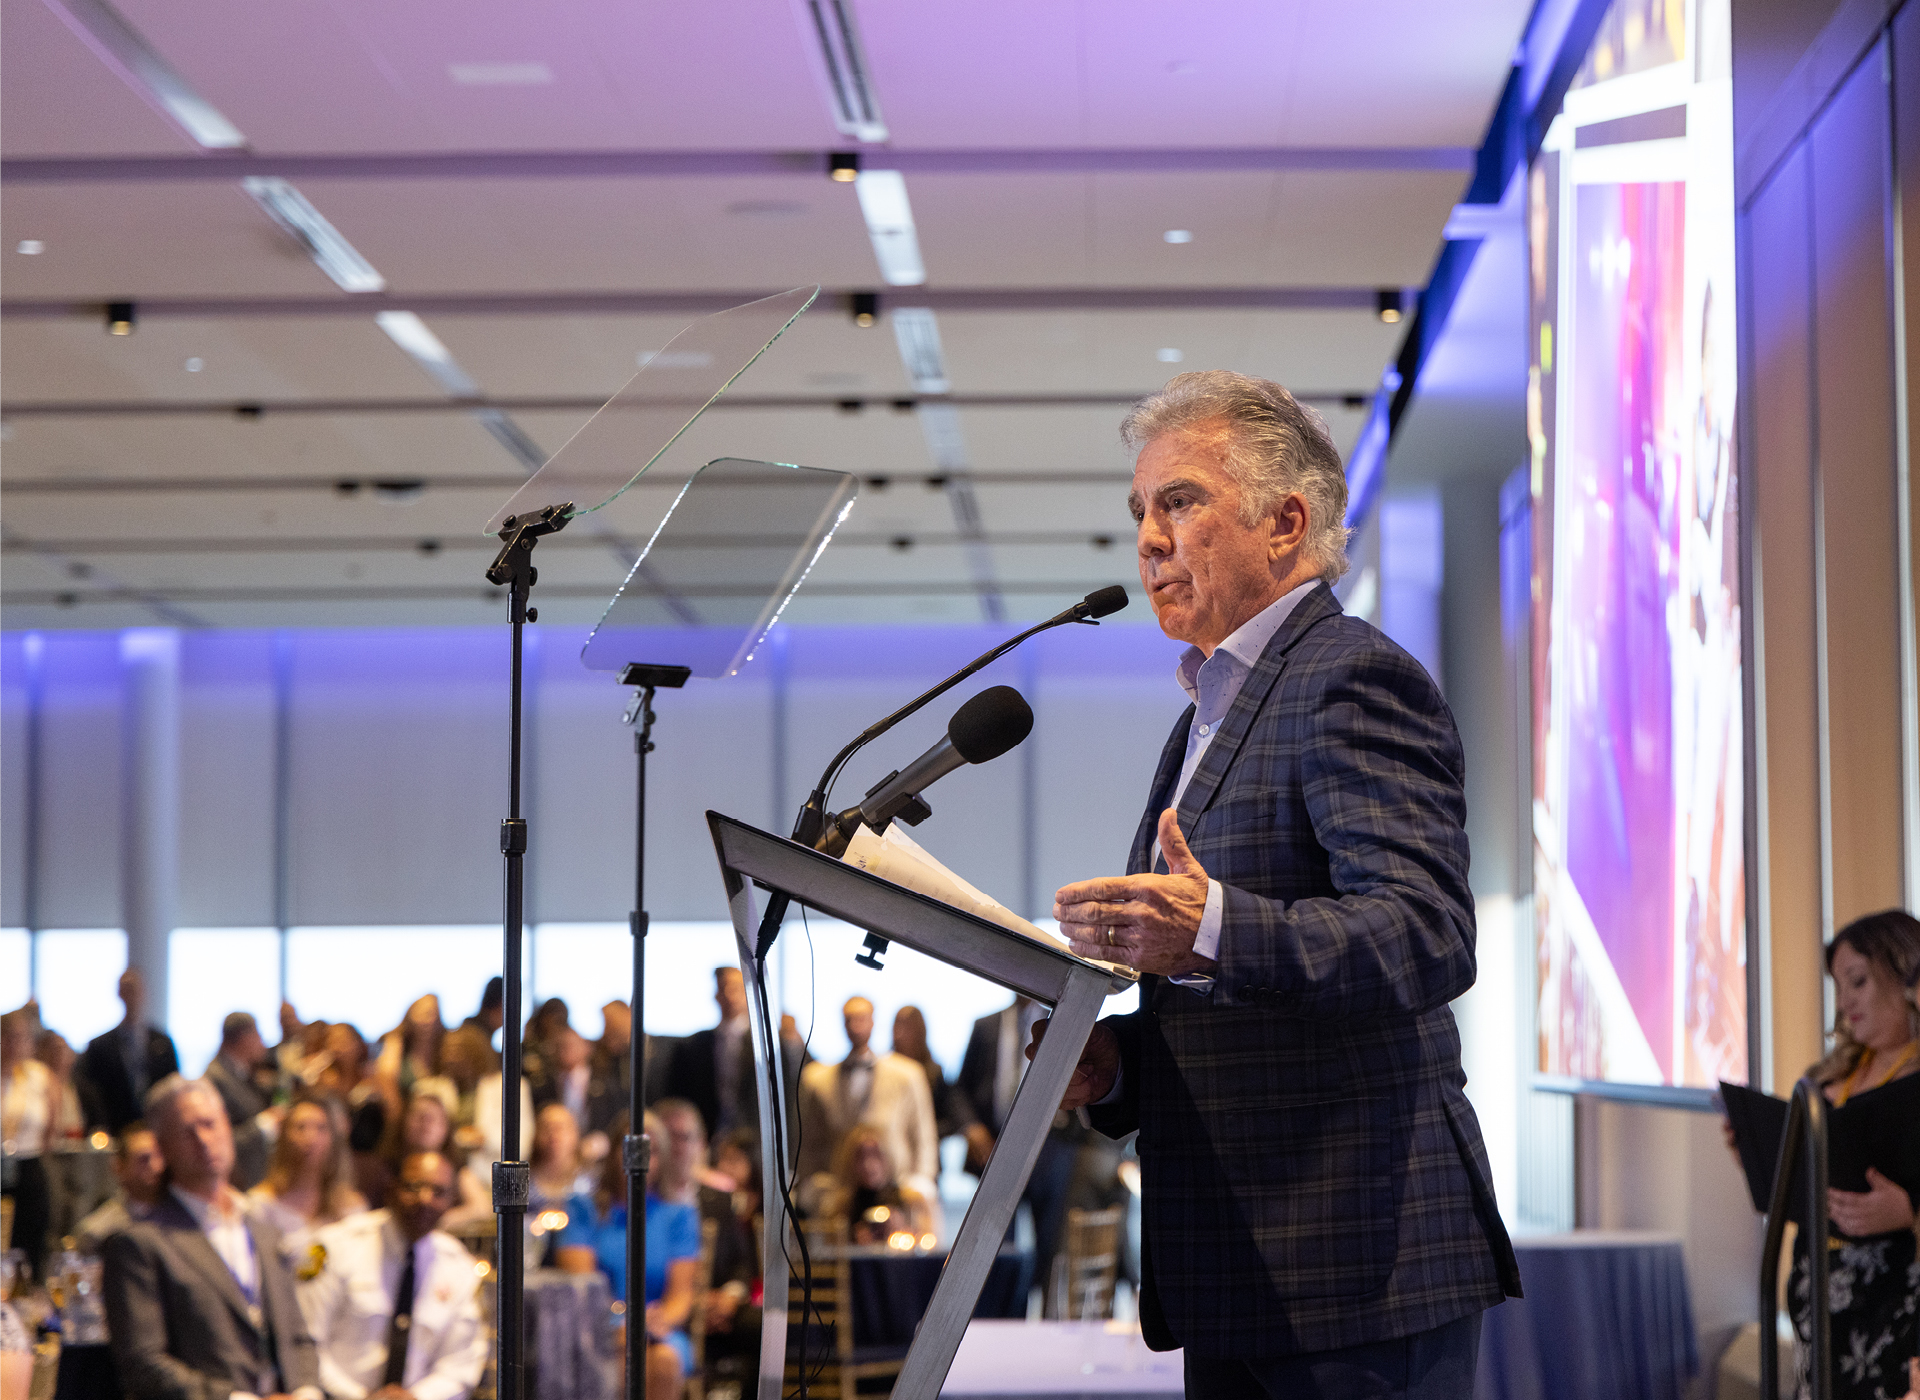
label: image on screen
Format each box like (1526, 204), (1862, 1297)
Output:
(1529, 0), (1746, 1091)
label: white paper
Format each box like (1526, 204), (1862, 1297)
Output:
(841, 822), (1137, 982)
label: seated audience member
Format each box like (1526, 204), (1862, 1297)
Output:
(298, 1150), (487, 1400)
(1, 1009), (54, 1281)
(556, 1111), (698, 1400)
(891, 1005), (976, 1142)
(1741, 909), (1920, 1400)
(312, 1024), (384, 1139)
(376, 996), (445, 1105)
(0, 1296), (30, 1400)
(73, 1120), (168, 1252)
(530, 1102), (594, 1207)
(77, 970), (180, 1135)
(521, 998), (572, 1084)
(375, 1087), (491, 1228)
(206, 1011), (283, 1191)
(651, 1106), (760, 1386)
(33, 1029), (87, 1150)
(459, 977), (505, 1046)
(102, 1075), (320, 1399)
(274, 1003), (307, 1083)
(248, 1094), (367, 1254)
(529, 1026), (595, 1126)
(434, 1027), (495, 1154)
(820, 1124), (935, 1247)
(467, 1055), (533, 1168)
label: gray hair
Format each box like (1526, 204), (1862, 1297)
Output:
(1120, 371), (1352, 582)
(143, 1074), (224, 1127)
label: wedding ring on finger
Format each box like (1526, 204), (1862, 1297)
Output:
(1106, 926), (1116, 947)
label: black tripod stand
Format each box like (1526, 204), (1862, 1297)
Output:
(485, 502), (570, 1400)
(616, 660), (690, 1400)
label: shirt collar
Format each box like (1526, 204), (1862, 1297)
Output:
(1174, 578), (1320, 703)
(171, 1183), (244, 1229)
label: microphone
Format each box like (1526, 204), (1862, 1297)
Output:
(819, 686), (1033, 855)
(753, 585), (1128, 957)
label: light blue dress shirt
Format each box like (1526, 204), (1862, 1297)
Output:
(1162, 578), (1319, 989)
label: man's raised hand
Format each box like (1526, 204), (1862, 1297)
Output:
(1053, 808), (1215, 977)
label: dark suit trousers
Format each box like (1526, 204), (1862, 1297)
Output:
(1181, 1312), (1481, 1400)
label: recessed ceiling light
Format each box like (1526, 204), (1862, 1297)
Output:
(1166, 60), (1197, 74)
(184, 357), (204, 372)
(1163, 230), (1193, 244)
(15, 240), (44, 255)
(448, 62), (552, 85)
(1157, 348), (1184, 363)
(244, 178), (386, 293)
(802, 0), (888, 142)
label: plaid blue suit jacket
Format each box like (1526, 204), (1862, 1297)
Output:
(1087, 582), (1521, 1358)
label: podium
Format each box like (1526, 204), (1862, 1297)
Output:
(707, 812), (1133, 1400)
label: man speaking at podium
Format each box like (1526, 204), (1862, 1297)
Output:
(1035, 372), (1521, 1398)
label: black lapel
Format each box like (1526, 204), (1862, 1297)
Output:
(1172, 583), (1341, 833)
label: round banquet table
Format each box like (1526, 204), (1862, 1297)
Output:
(1476, 1230), (1699, 1400)
(847, 1244), (1033, 1346)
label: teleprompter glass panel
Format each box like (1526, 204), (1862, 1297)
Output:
(482, 286), (818, 535)
(580, 457), (859, 678)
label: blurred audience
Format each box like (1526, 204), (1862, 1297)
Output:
(820, 1124), (935, 1247)
(102, 1075), (320, 1399)
(530, 1102), (595, 1209)
(795, 997), (938, 1217)
(77, 969), (179, 1134)
(665, 968), (754, 1143)
(459, 976), (506, 1045)
(2, 1008), (55, 1281)
(248, 1093), (367, 1254)
(298, 1149), (487, 1400)
(73, 1119), (168, 1252)
(376, 994), (446, 1105)
(373, 1086), (491, 1228)
(556, 1110), (697, 1400)
(891, 1004), (976, 1143)
(205, 1011), (283, 1191)
(32, 1029), (86, 1150)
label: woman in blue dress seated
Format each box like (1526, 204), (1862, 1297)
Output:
(557, 1109), (701, 1400)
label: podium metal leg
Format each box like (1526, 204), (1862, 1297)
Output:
(892, 963), (1109, 1398)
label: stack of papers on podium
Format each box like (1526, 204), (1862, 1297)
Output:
(842, 823), (1135, 981)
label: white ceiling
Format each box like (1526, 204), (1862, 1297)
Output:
(0, 0), (1533, 630)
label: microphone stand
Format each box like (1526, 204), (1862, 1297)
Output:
(484, 502), (572, 1400)
(755, 587), (1126, 958)
(616, 661), (690, 1400)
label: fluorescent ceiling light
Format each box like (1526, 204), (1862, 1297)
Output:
(1156, 348), (1184, 362)
(16, 241), (44, 255)
(48, 0), (247, 149)
(798, 0), (888, 142)
(891, 308), (949, 393)
(376, 311), (479, 396)
(448, 62), (553, 85)
(855, 170), (926, 287)
(244, 178), (386, 293)
(1163, 229), (1193, 244)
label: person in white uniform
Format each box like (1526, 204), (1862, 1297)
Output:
(297, 1151), (486, 1400)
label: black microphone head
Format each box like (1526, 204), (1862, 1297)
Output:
(1080, 585), (1129, 619)
(947, 685), (1034, 764)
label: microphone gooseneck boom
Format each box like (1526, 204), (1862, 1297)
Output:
(753, 584), (1127, 956)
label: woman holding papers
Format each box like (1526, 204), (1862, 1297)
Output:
(1787, 910), (1920, 1400)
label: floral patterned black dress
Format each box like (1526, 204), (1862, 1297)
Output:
(1790, 1228), (1919, 1400)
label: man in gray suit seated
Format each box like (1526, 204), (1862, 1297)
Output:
(103, 1075), (321, 1400)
